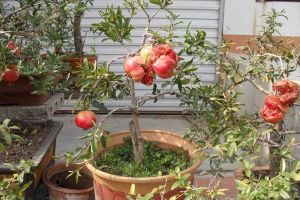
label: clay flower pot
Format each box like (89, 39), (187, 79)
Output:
(64, 55), (98, 69)
(0, 76), (49, 106)
(86, 130), (203, 200)
(43, 162), (94, 200)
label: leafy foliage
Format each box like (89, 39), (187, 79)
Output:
(0, 119), (21, 152)
(0, 160), (33, 200)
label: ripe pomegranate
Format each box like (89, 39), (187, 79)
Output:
(152, 55), (177, 79)
(272, 80), (299, 105)
(140, 45), (152, 65)
(265, 95), (288, 113)
(141, 65), (155, 86)
(260, 105), (284, 124)
(1, 65), (19, 83)
(124, 56), (145, 82)
(150, 44), (178, 64)
(6, 41), (16, 50)
(74, 110), (97, 129)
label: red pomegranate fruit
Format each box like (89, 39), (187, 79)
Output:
(152, 55), (177, 79)
(1, 65), (19, 83)
(265, 95), (288, 113)
(260, 105), (284, 124)
(150, 44), (178, 64)
(124, 56), (145, 82)
(74, 110), (97, 129)
(272, 80), (299, 105)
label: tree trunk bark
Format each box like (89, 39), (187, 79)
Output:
(129, 80), (144, 165)
(73, 11), (84, 55)
(269, 122), (283, 177)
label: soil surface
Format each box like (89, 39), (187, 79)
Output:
(0, 121), (49, 163)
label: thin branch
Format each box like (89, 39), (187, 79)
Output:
(247, 79), (271, 95)
(257, 137), (280, 147)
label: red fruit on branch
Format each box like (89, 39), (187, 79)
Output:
(152, 55), (177, 79)
(265, 95), (288, 113)
(260, 105), (284, 124)
(150, 44), (178, 64)
(141, 65), (155, 86)
(1, 65), (19, 83)
(272, 80), (299, 105)
(74, 110), (97, 129)
(124, 56), (145, 82)
(6, 41), (16, 50)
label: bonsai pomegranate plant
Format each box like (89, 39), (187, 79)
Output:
(0, 1), (72, 105)
(63, 5), (300, 199)
(62, 0), (216, 199)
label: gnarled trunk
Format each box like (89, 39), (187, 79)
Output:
(73, 11), (84, 55)
(129, 80), (144, 165)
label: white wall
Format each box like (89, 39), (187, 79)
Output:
(224, 0), (300, 36)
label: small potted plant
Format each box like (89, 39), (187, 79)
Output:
(0, 1), (72, 105)
(61, 1), (208, 199)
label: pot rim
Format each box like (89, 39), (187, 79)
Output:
(43, 162), (94, 194)
(86, 130), (204, 184)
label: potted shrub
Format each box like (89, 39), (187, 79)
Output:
(0, 36), (70, 105)
(61, 1), (208, 199)
(0, 1), (72, 105)
(69, 7), (300, 200)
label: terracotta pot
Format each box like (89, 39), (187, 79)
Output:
(43, 162), (94, 200)
(64, 55), (98, 69)
(86, 130), (203, 200)
(0, 76), (49, 106)
(0, 120), (63, 199)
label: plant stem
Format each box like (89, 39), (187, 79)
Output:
(129, 79), (143, 165)
(269, 122), (283, 177)
(73, 10), (84, 55)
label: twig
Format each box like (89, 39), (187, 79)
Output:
(257, 137), (280, 147)
(247, 79), (271, 95)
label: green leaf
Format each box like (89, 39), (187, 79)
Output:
(150, 0), (162, 6)
(152, 83), (157, 95)
(279, 191), (290, 199)
(92, 101), (109, 113)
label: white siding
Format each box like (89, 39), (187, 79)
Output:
(77, 0), (222, 112)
